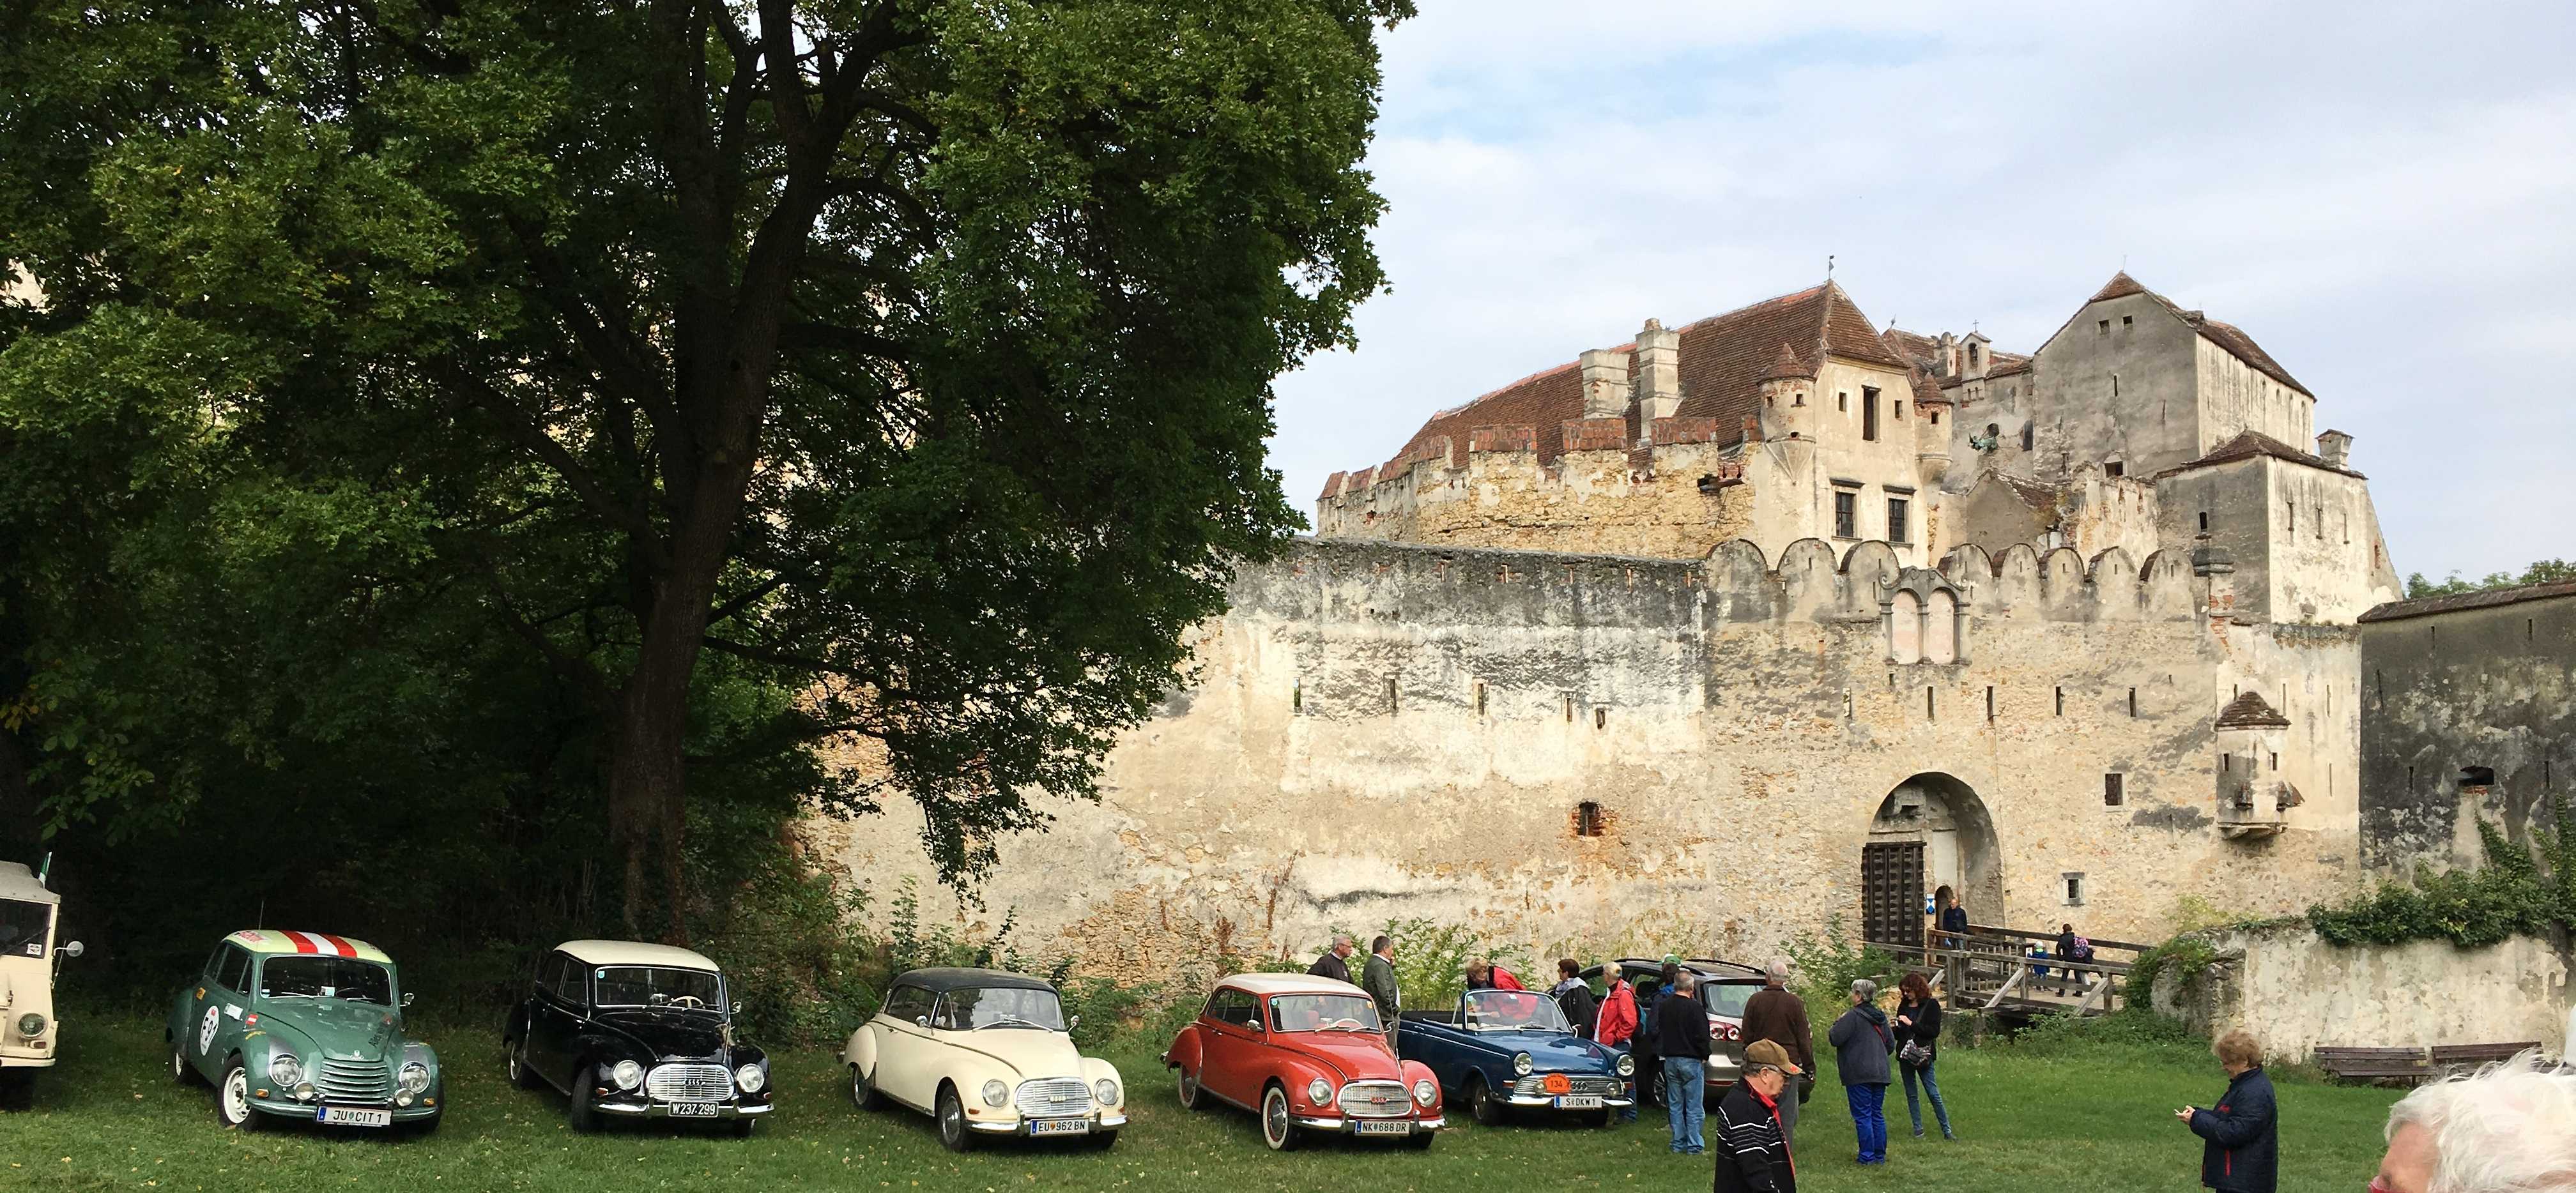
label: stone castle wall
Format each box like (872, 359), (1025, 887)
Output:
(817, 536), (2370, 984)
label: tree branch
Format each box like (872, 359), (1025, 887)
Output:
(431, 360), (675, 573)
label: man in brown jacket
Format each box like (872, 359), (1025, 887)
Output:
(1738, 959), (1814, 1147)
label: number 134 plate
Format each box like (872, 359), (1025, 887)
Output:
(317, 1106), (392, 1127)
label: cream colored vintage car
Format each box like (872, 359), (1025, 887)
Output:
(843, 968), (1124, 1151)
(1, 859), (84, 1109)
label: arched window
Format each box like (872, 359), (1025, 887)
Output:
(1925, 590), (1958, 664)
(1890, 591), (1922, 664)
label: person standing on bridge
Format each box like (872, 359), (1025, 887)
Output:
(1308, 934), (1355, 984)
(2178, 1030), (2277, 1193)
(1933, 886), (1968, 949)
(1893, 971), (1954, 1141)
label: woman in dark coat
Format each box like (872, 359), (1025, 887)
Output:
(1893, 971), (1953, 1139)
(2181, 1030), (2278, 1193)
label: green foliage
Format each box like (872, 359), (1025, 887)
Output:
(1351, 916), (1532, 1010)
(2306, 799), (2575, 948)
(1997, 1006), (2202, 1058)
(1781, 915), (1899, 1007)
(2403, 559), (2576, 598)
(2125, 935), (2223, 1004)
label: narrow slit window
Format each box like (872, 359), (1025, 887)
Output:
(1574, 802), (1605, 838)
(1593, 706), (1607, 729)
(1986, 686), (1995, 722)
(1292, 680), (1302, 712)
(2104, 773), (2124, 806)
(2055, 687), (2064, 716)
(1475, 681), (1487, 717)
(1925, 686), (1935, 718)
(1862, 387), (1882, 441)
(1386, 676), (1398, 712)
(2269, 752), (2278, 771)
(2128, 687), (2138, 717)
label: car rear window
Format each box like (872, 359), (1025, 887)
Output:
(1702, 982), (1759, 1019)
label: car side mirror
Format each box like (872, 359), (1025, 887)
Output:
(59, 940), (84, 959)
(1068, 1014), (1080, 1031)
(401, 992), (415, 1008)
(915, 1016), (931, 1029)
(731, 1001), (743, 1015)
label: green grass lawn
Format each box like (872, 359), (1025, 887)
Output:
(1, 1015), (2401, 1192)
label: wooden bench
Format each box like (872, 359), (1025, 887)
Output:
(2312, 1046), (2430, 1083)
(2430, 1042), (2540, 1072)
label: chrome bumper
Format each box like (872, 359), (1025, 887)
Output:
(967, 1112), (1129, 1135)
(1289, 1114), (1444, 1133)
(1506, 1094), (1632, 1108)
(595, 1100), (773, 1118)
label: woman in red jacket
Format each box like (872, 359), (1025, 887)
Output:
(1595, 962), (1640, 1123)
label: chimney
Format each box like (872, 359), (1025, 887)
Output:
(1633, 319), (1681, 424)
(1578, 347), (1631, 421)
(2315, 429), (2352, 469)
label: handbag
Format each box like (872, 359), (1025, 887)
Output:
(1898, 1039), (1933, 1067)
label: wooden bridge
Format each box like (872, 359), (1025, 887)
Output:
(1864, 923), (2147, 1017)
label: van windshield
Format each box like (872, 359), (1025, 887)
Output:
(0, 899), (48, 959)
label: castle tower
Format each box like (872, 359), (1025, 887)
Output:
(1758, 343), (1814, 442)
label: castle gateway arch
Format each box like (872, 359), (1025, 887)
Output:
(1861, 773), (2003, 948)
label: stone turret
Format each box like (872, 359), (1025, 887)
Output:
(2212, 690), (2295, 837)
(1758, 343), (1813, 441)
(2316, 429), (2352, 469)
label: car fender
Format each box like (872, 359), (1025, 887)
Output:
(572, 1030), (652, 1081)
(841, 1021), (880, 1073)
(944, 1053), (1018, 1109)
(241, 1017), (319, 1080)
(1077, 1054), (1125, 1107)
(1398, 1058), (1443, 1111)
(1275, 1054), (1341, 1114)
(1163, 1023), (1204, 1072)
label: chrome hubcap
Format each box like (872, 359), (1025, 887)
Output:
(1264, 1092), (1287, 1144)
(223, 1072), (248, 1123)
(942, 1098), (961, 1139)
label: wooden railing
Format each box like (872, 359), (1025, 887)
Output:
(1862, 925), (2140, 1017)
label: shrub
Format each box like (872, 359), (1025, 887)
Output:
(1781, 915), (1899, 1007)
(2307, 801), (2573, 948)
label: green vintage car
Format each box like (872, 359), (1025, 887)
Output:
(166, 930), (443, 1132)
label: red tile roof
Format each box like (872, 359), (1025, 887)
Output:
(2078, 271), (2310, 397)
(1371, 283), (1902, 472)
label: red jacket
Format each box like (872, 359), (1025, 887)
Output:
(1596, 980), (1639, 1046)
(1493, 966), (1525, 991)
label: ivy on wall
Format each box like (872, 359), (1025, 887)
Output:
(2307, 798), (2575, 948)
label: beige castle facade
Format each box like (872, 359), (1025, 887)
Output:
(822, 272), (2444, 982)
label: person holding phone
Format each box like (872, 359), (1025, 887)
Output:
(2179, 1031), (2277, 1193)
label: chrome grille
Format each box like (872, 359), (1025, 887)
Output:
(1512, 1074), (1623, 1098)
(316, 1058), (393, 1104)
(1338, 1080), (1411, 1118)
(1013, 1077), (1092, 1118)
(645, 1063), (732, 1102)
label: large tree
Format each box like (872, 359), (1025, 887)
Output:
(1, 0), (1407, 934)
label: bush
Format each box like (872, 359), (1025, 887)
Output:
(1998, 1006), (2200, 1056)
(1781, 915), (1899, 1006)
(2307, 802), (2573, 948)
(1347, 916), (1531, 1011)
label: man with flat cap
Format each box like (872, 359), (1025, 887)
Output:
(1715, 1039), (1802, 1193)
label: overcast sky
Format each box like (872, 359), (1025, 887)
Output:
(1266, 1), (2575, 582)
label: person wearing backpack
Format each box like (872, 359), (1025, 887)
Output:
(1827, 978), (1896, 1164)
(1893, 971), (1954, 1140)
(2055, 923), (2096, 996)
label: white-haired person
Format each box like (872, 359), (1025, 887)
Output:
(2372, 1050), (2576, 1193)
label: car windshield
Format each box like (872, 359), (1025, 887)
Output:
(1268, 994), (1383, 1033)
(1703, 982), (1759, 1019)
(594, 966), (724, 1010)
(1462, 989), (1572, 1033)
(259, 956), (394, 1004)
(939, 986), (1066, 1031)
(0, 898), (49, 958)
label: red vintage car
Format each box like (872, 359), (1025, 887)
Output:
(1164, 973), (1443, 1150)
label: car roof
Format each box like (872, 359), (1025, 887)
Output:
(1216, 973), (1369, 998)
(224, 929), (393, 964)
(891, 967), (1056, 994)
(0, 862), (58, 906)
(556, 939), (721, 971)
(1600, 957), (1767, 981)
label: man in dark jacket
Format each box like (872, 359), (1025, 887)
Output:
(1550, 959), (1598, 1037)
(1655, 969), (1714, 1153)
(1716, 1040), (1802, 1193)
(1307, 934), (1354, 984)
(2181, 1031), (2278, 1193)
(1360, 936), (1400, 1042)
(1826, 979), (1894, 1164)
(1739, 960), (1814, 1147)
(1633, 958), (1680, 1110)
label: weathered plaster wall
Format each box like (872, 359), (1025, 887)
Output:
(2029, 292), (2206, 480)
(817, 537), (2369, 983)
(2359, 589), (2576, 870)
(2195, 337), (2315, 458)
(1312, 436), (1757, 561)
(2261, 461), (2402, 624)
(2151, 924), (2571, 1062)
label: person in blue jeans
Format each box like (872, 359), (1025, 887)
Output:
(1827, 977), (1895, 1164)
(1653, 969), (1713, 1153)
(1894, 971), (1955, 1139)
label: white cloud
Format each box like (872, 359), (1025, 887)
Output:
(1269, 0), (2576, 577)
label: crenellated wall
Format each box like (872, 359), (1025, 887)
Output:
(816, 536), (2368, 983)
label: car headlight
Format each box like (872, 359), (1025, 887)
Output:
(1306, 1077), (1333, 1104)
(1093, 1078), (1117, 1107)
(735, 1062), (767, 1094)
(14, 1012), (45, 1037)
(1616, 1052), (1636, 1076)
(611, 1060), (645, 1090)
(1413, 1078), (1436, 1105)
(399, 1061), (431, 1094)
(981, 1079), (1008, 1107)
(268, 1052), (304, 1087)
(1512, 1052), (1533, 1077)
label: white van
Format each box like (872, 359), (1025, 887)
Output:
(0, 860), (82, 1108)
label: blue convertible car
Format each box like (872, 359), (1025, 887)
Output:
(1395, 990), (1634, 1127)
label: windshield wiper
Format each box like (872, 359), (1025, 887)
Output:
(977, 1015), (1051, 1030)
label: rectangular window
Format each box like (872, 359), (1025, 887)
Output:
(1834, 491), (1857, 538)
(2021, 423), (2034, 451)
(1575, 802), (1604, 838)
(2198, 511), (2209, 531)
(2104, 461), (2124, 478)
(2097, 319), (2110, 334)
(1887, 498), (1910, 543)
(1929, 409), (1940, 426)
(2063, 873), (2086, 906)
(2055, 687), (2064, 716)
(2128, 687), (2138, 717)
(1985, 686), (1995, 721)
(1475, 681), (1487, 717)
(1862, 387), (1881, 441)
(1837, 391), (1849, 412)
(2104, 773), (2124, 806)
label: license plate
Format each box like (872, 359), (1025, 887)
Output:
(1554, 1095), (1604, 1109)
(666, 1102), (720, 1118)
(316, 1106), (392, 1128)
(1354, 1120), (1411, 1136)
(1028, 1118), (1091, 1136)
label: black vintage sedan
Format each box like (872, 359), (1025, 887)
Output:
(502, 939), (772, 1134)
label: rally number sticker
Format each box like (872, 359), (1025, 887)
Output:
(198, 1005), (221, 1054)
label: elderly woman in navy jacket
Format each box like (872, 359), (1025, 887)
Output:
(2179, 1031), (2278, 1193)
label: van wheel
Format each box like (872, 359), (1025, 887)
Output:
(566, 1063), (602, 1133)
(1259, 1084), (1300, 1151)
(215, 1061), (263, 1130)
(1469, 1075), (1506, 1126)
(936, 1084), (973, 1153)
